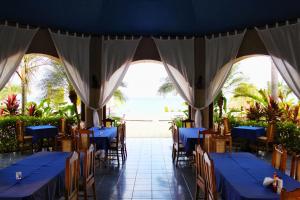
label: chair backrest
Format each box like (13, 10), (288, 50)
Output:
(272, 144), (287, 172)
(16, 120), (25, 142)
(290, 154), (300, 181)
(212, 135), (227, 153)
(203, 152), (217, 200)
(222, 117), (231, 135)
(102, 118), (115, 127)
(60, 118), (66, 134)
(61, 138), (74, 152)
(117, 124), (123, 146)
(78, 129), (94, 151)
(65, 151), (80, 200)
(171, 124), (177, 144)
(182, 119), (195, 128)
(266, 123), (275, 142)
(83, 144), (95, 186)
(281, 188), (300, 200)
(195, 145), (205, 178)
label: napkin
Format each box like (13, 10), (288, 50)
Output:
(263, 177), (274, 186)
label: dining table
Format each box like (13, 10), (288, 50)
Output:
(210, 152), (300, 200)
(232, 126), (265, 141)
(179, 127), (206, 156)
(89, 126), (117, 152)
(25, 125), (58, 143)
(0, 151), (70, 200)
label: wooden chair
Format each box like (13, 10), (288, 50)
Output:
(77, 129), (94, 151)
(195, 145), (206, 199)
(107, 125), (124, 166)
(182, 119), (195, 128)
(81, 144), (96, 200)
(61, 137), (74, 152)
(172, 125), (186, 166)
(257, 122), (275, 152)
(272, 144), (287, 172)
(16, 120), (33, 153)
(55, 118), (67, 150)
(65, 151), (80, 200)
(102, 118), (115, 127)
(120, 122), (127, 161)
(222, 117), (233, 152)
(203, 152), (218, 200)
(211, 135), (227, 153)
(290, 154), (300, 181)
(281, 188), (300, 199)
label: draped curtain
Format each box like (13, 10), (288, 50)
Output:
(0, 25), (38, 90)
(204, 30), (246, 107)
(152, 38), (201, 126)
(99, 38), (141, 108)
(49, 31), (96, 123)
(256, 22), (300, 99)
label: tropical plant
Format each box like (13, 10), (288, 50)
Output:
(27, 103), (38, 116)
(246, 102), (264, 120)
(2, 94), (20, 115)
(262, 96), (283, 123)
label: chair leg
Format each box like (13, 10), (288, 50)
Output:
(176, 150), (179, 167)
(117, 149), (120, 166)
(84, 187), (88, 200)
(92, 182), (96, 200)
(195, 184), (199, 200)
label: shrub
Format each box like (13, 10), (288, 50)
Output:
(276, 121), (300, 153)
(0, 115), (76, 153)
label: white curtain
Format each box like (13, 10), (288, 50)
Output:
(99, 38), (141, 108)
(256, 22), (300, 99)
(204, 30), (246, 107)
(49, 31), (97, 123)
(0, 25), (38, 90)
(153, 38), (201, 126)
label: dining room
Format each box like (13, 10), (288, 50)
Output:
(1, 1), (300, 200)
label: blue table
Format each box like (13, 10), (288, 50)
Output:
(179, 127), (206, 156)
(89, 127), (117, 151)
(0, 151), (70, 200)
(210, 152), (300, 200)
(232, 126), (265, 141)
(25, 125), (58, 143)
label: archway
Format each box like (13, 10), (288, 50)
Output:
(106, 60), (188, 138)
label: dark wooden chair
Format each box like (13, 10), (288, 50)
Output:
(120, 122), (127, 161)
(195, 144), (206, 199)
(55, 118), (67, 150)
(65, 151), (80, 200)
(16, 120), (33, 153)
(290, 154), (300, 181)
(107, 125), (124, 166)
(81, 144), (96, 200)
(281, 188), (300, 199)
(203, 152), (218, 200)
(102, 118), (115, 127)
(182, 119), (195, 128)
(257, 122), (275, 152)
(172, 125), (186, 166)
(272, 144), (287, 172)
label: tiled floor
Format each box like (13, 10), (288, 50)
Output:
(0, 138), (289, 200)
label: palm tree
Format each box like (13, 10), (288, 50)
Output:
(157, 77), (177, 96)
(0, 84), (21, 100)
(16, 55), (53, 114)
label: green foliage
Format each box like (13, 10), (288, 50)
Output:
(0, 115), (77, 153)
(276, 121), (300, 153)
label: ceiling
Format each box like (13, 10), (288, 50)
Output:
(1, 0), (300, 36)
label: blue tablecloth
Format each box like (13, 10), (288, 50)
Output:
(232, 126), (265, 141)
(89, 127), (117, 151)
(179, 127), (206, 156)
(25, 125), (58, 143)
(0, 151), (70, 200)
(210, 152), (300, 200)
